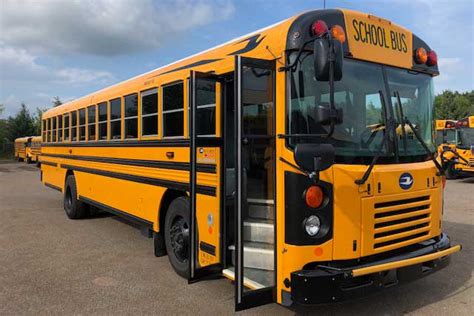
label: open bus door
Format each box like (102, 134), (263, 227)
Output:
(188, 71), (225, 282)
(233, 56), (276, 310)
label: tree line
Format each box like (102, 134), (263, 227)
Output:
(0, 90), (473, 146)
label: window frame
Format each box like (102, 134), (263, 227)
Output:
(141, 88), (159, 138)
(109, 97), (122, 141)
(63, 113), (70, 142)
(162, 80), (185, 139)
(87, 105), (97, 141)
(124, 93), (139, 140)
(78, 108), (86, 141)
(52, 116), (57, 142)
(58, 115), (63, 142)
(71, 111), (78, 142)
(97, 102), (108, 141)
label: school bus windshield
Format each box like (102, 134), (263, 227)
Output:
(288, 53), (435, 161)
(458, 128), (474, 147)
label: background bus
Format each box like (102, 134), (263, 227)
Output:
(26, 136), (42, 165)
(40, 9), (460, 310)
(14, 137), (29, 162)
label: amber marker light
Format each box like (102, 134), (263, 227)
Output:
(331, 25), (346, 43)
(305, 185), (324, 208)
(415, 47), (428, 64)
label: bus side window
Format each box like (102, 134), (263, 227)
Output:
(71, 111), (78, 141)
(141, 88), (158, 137)
(79, 109), (86, 141)
(58, 115), (63, 142)
(110, 98), (122, 140)
(98, 102), (108, 140)
(87, 105), (96, 141)
(124, 93), (138, 139)
(64, 114), (70, 141)
(162, 81), (184, 138)
(42, 120), (47, 142)
(52, 116), (57, 142)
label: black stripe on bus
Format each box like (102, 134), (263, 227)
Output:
(40, 139), (190, 148)
(41, 161), (58, 167)
(41, 153), (216, 174)
(199, 241), (216, 256)
(62, 164), (216, 196)
(45, 182), (62, 192)
(79, 196), (153, 229)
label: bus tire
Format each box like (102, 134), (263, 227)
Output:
(64, 175), (89, 219)
(164, 196), (190, 279)
(26, 157), (31, 164)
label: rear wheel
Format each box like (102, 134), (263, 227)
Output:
(64, 175), (89, 219)
(164, 196), (190, 278)
(26, 157), (31, 164)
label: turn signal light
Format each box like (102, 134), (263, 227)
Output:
(427, 50), (438, 66)
(311, 20), (328, 37)
(305, 185), (324, 208)
(414, 47), (428, 64)
(331, 25), (346, 43)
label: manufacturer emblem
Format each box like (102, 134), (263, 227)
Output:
(399, 173), (414, 190)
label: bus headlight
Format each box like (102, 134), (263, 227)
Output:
(304, 215), (321, 236)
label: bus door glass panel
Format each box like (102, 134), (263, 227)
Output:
(235, 56), (275, 311)
(189, 71), (222, 282)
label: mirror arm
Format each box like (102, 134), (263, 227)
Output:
(278, 38), (318, 72)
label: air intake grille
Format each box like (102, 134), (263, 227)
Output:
(372, 195), (431, 250)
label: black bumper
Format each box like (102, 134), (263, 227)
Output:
(289, 234), (455, 305)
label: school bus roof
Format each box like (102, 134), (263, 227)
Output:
(15, 137), (31, 143)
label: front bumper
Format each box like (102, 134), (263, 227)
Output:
(289, 234), (461, 305)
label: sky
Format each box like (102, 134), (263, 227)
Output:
(0, 0), (473, 118)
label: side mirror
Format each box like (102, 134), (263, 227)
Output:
(312, 103), (343, 126)
(294, 143), (335, 174)
(313, 38), (343, 81)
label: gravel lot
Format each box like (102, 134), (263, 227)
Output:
(0, 162), (472, 315)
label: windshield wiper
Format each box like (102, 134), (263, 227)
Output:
(394, 91), (408, 153)
(355, 90), (393, 185)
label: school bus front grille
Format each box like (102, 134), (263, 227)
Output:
(372, 195), (431, 250)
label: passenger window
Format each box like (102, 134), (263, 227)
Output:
(79, 109), (86, 141)
(58, 115), (63, 142)
(141, 88), (158, 136)
(196, 79), (216, 136)
(98, 102), (108, 140)
(124, 93), (138, 139)
(64, 114), (70, 141)
(52, 117), (57, 142)
(110, 98), (122, 140)
(87, 105), (96, 141)
(71, 111), (78, 141)
(163, 82), (184, 137)
(42, 120), (47, 142)
(47, 119), (51, 142)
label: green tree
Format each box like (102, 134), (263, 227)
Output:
(434, 90), (474, 119)
(5, 103), (37, 141)
(52, 96), (62, 107)
(33, 108), (48, 135)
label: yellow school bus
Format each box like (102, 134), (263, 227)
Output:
(14, 137), (29, 161)
(40, 9), (461, 310)
(25, 136), (42, 165)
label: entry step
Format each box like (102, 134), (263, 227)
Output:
(243, 219), (274, 244)
(229, 242), (274, 271)
(247, 198), (274, 220)
(222, 266), (274, 290)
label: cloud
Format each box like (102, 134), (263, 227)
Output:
(0, 0), (235, 56)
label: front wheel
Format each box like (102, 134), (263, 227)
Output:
(164, 197), (190, 279)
